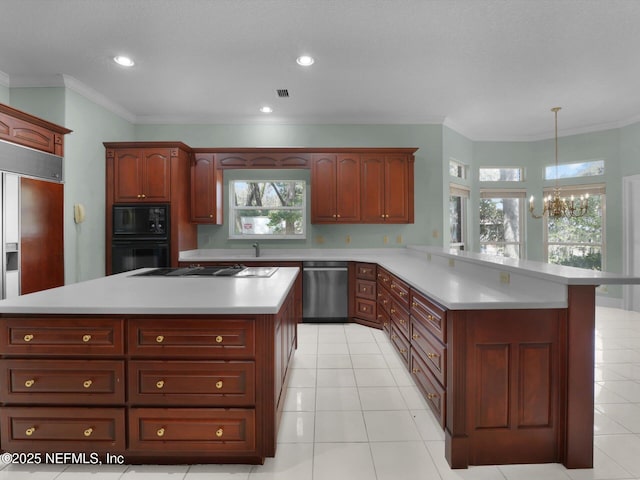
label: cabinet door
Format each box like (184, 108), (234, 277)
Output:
(113, 149), (143, 202)
(336, 154), (360, 222)
(360, 154), (385, 222)
(385, 154), (410, 222)
(142, 148), (171, 202)
(311, 154), (337, 223)
(190, 153), (221, 223)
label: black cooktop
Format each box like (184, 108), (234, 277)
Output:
(131, 265), (246, 277)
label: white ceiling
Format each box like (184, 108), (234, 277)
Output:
(1, 0), (640, 141)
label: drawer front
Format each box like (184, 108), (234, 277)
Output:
(389, 276), (410, 310)
(390, 325), (410, 367)
(0, 407), (125, 452)
(0, 318), (124, 356)
(377, 287), (391, 314)
(129, 361), (255, 406)
(354, 298), (377, 322)
(129, 319), (255, 358)
(355, 279), (376, 300)
(378, 307), (390, 335)
(390, 300), (410, 337)
(1, 359), (124, 405)
(129, 408), (256, 453)
(410, 350), (445, 427)
(410, 290), (447, 343)
(410, 319), (446, 386)
(355, 263), (376, 281)
(377, 268), (391, 288)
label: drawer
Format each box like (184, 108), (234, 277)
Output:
(0, 407), (125, 452)
(354, 298), (377, 322)
(0, 359), (124, 405)
(129, 408), (255, 453)
(0, 318), (124, 356)
(355, 263), (376, 281)
(390, 300), (410, 337)
(128, 361), (255, 406)
(355, 278), (376, 300)
(377, 268), (391, 288)
(410, 290), (447, 343)
(410, 350), (445, 427)
(389, 275), (410, 310)
(129, 318), (255, 358)
(377, 287), (391, 314)
(378, 307), (390, 335)
(410, 319), (446, 386)
(390, 324), (410, 367)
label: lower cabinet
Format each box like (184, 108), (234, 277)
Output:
(0, 285), (298, 464)
(351, 262), (381, 328)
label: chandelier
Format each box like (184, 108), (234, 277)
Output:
(529, 107), (589, 219)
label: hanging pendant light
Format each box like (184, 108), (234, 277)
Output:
(529, 107), (589, 219)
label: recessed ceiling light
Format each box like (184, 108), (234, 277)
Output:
(296, 55), (315, 66)
(113, 55), (135, 67)
(260, 106), (273, 113)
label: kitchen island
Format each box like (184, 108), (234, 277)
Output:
(0, 267), (300, 464)
(181, 246), (640, 469)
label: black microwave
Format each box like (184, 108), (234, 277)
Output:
(113, 204), (169, 239)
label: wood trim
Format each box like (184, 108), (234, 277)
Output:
(0, 103), (72, 134)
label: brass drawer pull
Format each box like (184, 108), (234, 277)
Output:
(391, 284), (396, 289)
(24, 379), (35, 388)
(412, 368), (420, 374)
(83, 380), (93, 389)
(391, 334), (397, 340)
(427, 352), (440, 359)
(390, 308), (396, 314)
(215, 335), (223, 344)
(23, 334), (34, 342)
(399, 291), (406, 297)
(427, 314), (435, 321)
(427, 393), (438, 400)
(83, 428), (93, 437)
(156, 335), (164, 343)
(216, 428), (224, 438)
(412, 301), (418, 308)
(156, 427), (165, 437)
(216, 380), (223, 389)
(156, 380), (165, 389)
(399, 319), (405, 325)
(82, 334), (92, 343)
(25, 427), (36, 436)
(400, 348), (407, 354)
(383, 322), (388, 327)
(412, 334), (420, 340)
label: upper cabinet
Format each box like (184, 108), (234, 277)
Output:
(311, 149), (414, 224)
(110, 148), (171, 203)
(0, 104), (71, 156)
(311, 154), (360, 223)
(361, 153), (413, 223)
(190, 153), (222, 224)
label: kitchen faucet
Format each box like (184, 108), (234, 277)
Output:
(252, 242), (260, 257)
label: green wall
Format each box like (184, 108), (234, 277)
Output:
(0, 83), (9, 104)
(134, 123), (444, 250)
(10, 87), (67, 126)
(620, 122), (640, 177)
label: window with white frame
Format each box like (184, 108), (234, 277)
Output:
(449, 184), (469, 250)
(479, 167), (524, 182)
(544, 184), (605, 270)
(229, 180), (306, 239)
(544, 159), (604, 180)
(449, 159), (468, 180)
(479, 190), (525, 258)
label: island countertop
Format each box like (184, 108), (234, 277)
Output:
(0, 267), (300, 315)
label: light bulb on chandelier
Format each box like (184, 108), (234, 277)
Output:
(529, 107), (589, 219)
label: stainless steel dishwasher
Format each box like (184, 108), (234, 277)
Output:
(302, 261), (349, 322)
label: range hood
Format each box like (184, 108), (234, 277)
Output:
(0, 139), (63, 182)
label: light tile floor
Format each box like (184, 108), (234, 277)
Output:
(3, 306), (640, 479)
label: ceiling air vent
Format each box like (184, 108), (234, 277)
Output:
(276, 89), (289, 98)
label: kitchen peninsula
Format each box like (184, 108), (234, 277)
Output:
(0, 267), (300, 464)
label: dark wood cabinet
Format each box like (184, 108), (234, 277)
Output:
(0, 104), (70, 156)
(311, 154), (361, 223)
(361, 153), (414, 223)
(350, 262), (380, 328)
(112, 148), (171, 203)
(190, 153), (222, 224)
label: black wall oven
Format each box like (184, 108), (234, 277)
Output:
(111, 204), (170, 274)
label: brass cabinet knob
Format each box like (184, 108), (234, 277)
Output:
(83, 428), (93, 437)
(141, 194), (146, 199)
(390, 308), (396, 314)
(400, 348), (407, 354)
(23, 334), (34, 342)
(412, 301), (418, 308)
(216, 428), (224, 438)
(427, 393), (438, 400)
(216, 380), (223, 389)
(381, 214), (385, 218)
(383, 322), (388, 327)
(427, 314), (435, 321)
(24, 379), (35, 388)
(209, 214), (214, 218)
(215, 335), (223, 344)
(399, 319), (405, 325)
(391, 334), (397, 340)
(412, 334), (419, 340)
(332, 214), (337, 218)
(157, 428), (165, 437)
(83, 380), (93, 389)
(156, 380), (165, 389)
(427, 352), (440, 359)
(156, 335), (164, 343)
(399, 292), (406, 297)
(82, 334), (92, 343)
(25, 427), (36, 436)
(337, 214), (341, 218)
(391, 284), (396, 289)
(412, 368), (420, 374)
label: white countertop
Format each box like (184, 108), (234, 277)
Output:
(181, 246), (640, 310)
(0, 267), (299, 315)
